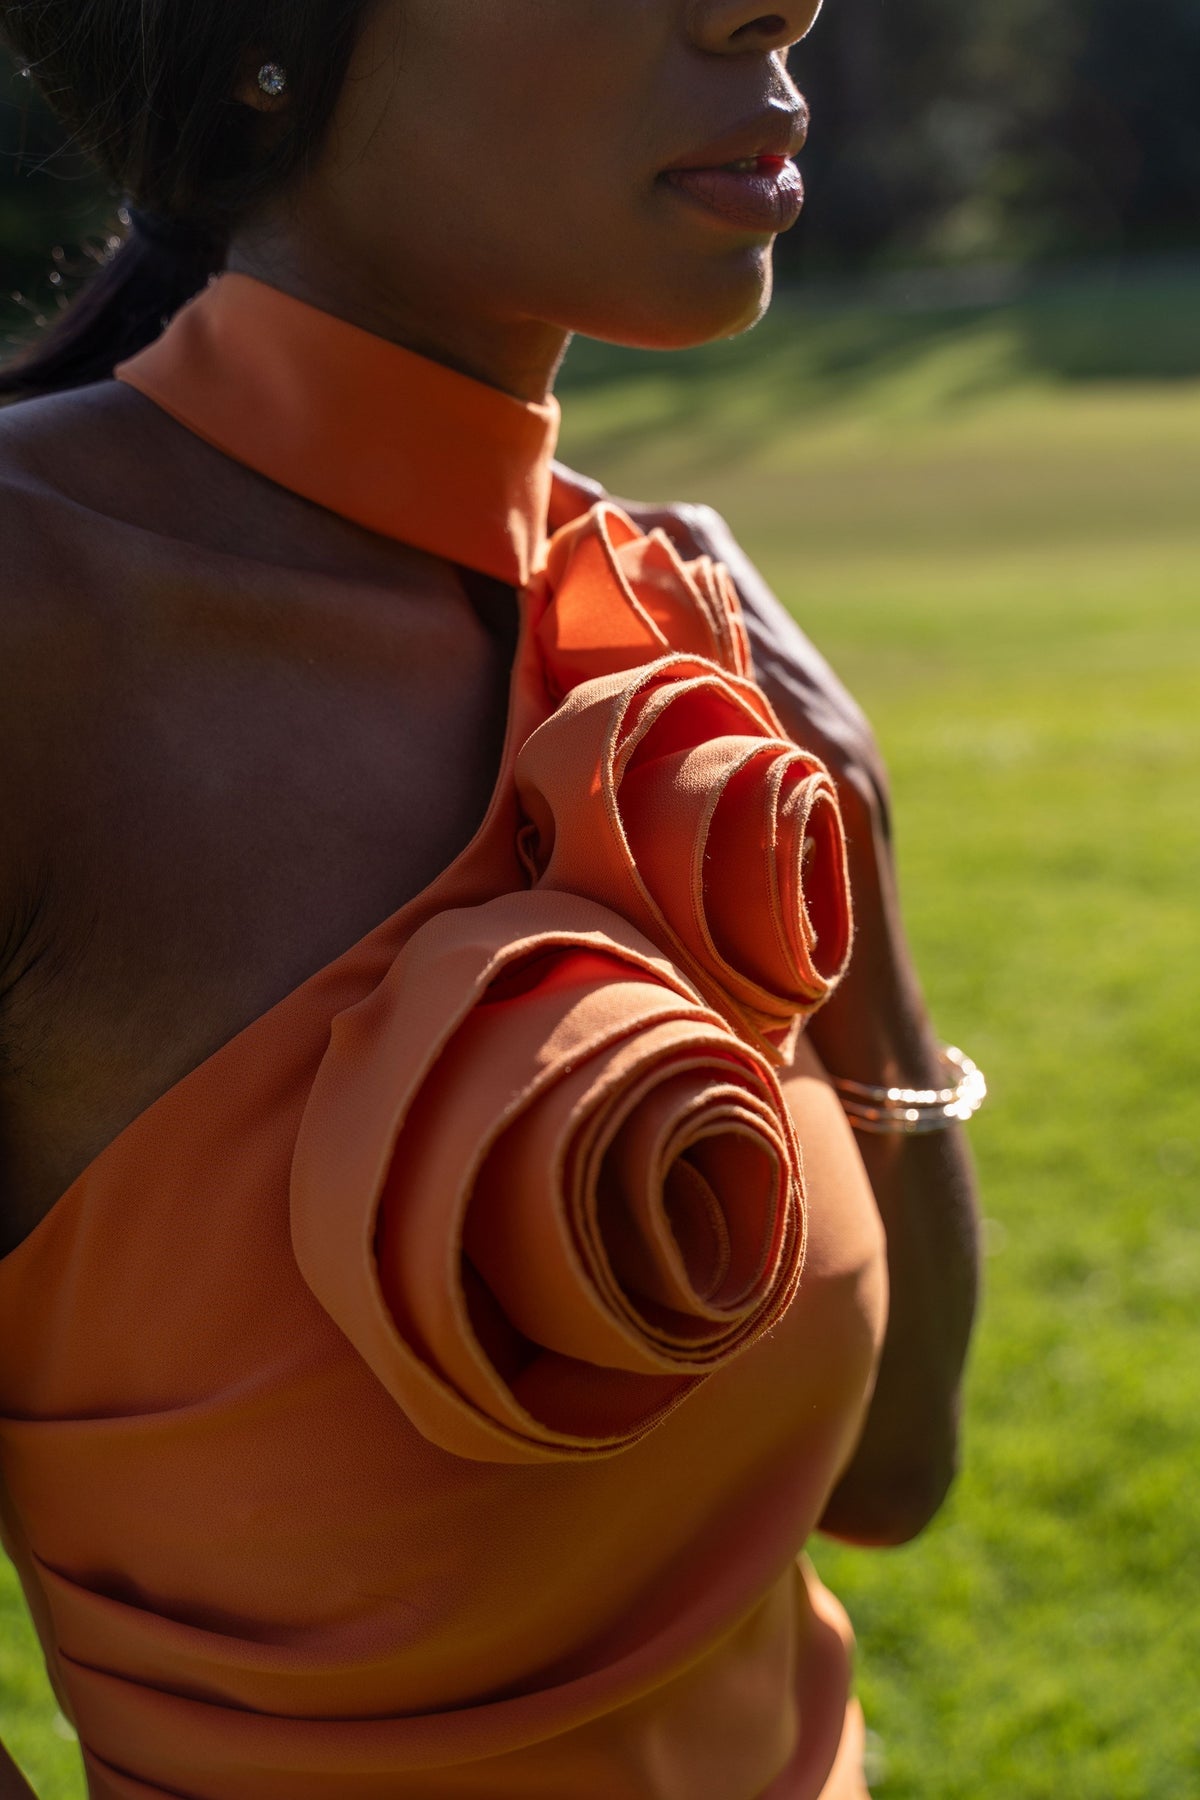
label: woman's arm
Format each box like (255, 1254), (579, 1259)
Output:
(603, 492), (984, 1547)
(798, 769), (981, 1546)
(0, 1745), (37, 1800)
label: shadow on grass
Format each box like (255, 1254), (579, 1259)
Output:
(559, 257), (1200, 469)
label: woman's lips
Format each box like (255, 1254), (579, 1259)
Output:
(660, 155), (805, 235)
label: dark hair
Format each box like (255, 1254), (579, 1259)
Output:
(0, 0), (370, 401)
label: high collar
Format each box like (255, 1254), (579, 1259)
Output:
(116, 274), (561, 588)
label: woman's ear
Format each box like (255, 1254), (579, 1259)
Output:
(234, 55), (290, 114)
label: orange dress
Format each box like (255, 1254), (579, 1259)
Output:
(0, 275), (887, 1799)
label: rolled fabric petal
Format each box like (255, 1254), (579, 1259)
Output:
(291, 891), (805, 1465)
(534, 503), (753, 702)
(516, 657), (854, 1058)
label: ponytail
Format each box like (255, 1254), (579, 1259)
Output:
(0, 215), (224, 403)
(1, 0), (371, 402)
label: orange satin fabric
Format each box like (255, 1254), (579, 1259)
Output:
(0, 276), (886, 1799)
(118, 272), (559, 588)
(515, 653), (852, 1060)
(294, 891), (808, 1465)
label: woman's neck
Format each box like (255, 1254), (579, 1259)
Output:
(225, 227), (572, 405)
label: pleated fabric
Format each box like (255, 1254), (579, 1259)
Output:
(0, 275), (887, 1799)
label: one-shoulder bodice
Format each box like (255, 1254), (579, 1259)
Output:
(0, 277), (886, 1799)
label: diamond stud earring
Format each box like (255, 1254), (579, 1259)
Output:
(257, 63), (288, 99)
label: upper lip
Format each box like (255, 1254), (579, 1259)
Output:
(661, 103), (809, 173)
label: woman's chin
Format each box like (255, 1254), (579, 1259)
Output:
(576, 254), (776, 353)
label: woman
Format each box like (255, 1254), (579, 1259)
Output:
(0, 3), (982, 1796)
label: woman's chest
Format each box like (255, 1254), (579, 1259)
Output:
(0, 553), (517, 1252)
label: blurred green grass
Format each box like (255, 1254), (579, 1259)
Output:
(3, 266), (1199, 1795)
(563, 268), (1200, 1798)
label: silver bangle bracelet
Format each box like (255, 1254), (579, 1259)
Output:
(832, 1045), (987, 1136)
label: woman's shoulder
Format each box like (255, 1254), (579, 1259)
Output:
(0, 390), (169, 896)
(0, 390), (143, 724)
(0, 378), (311, 617)
(0, 398), (117, 988)
(0, 377), (139, 479)
(0, 397), (77, 611)
(0, 383), (142, 591)
(1, 370), (180, 485)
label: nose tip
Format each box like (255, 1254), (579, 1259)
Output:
(794, 97), (811, 149)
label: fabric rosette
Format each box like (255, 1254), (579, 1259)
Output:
(534, 502), (753, 701)
(291, 891), (805, 1465)
(515, 655), (853, 1060)
(287, 885), (805, 1461)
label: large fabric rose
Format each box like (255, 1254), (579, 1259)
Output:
(291, 891), (805, 1464)
(515, 656), (853, 1059)
(534, 502), (753, 701)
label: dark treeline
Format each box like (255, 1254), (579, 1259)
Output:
(787, 0), (1200, 271)
(2, 0), (1199, 305)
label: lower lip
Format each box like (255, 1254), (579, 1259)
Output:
(659, 160), (805, 235)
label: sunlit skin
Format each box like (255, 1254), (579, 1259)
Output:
(0, 25), (980, 1777)
(231, 0), (821, 398)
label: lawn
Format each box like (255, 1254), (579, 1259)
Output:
(3, 263), (1198, 1796)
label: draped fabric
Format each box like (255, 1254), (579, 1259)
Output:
(534, 501), (754, 696)
(515, 653), (852, 1058)
(0, 275), (886, 1799)
(292, 891), (807, 1464)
